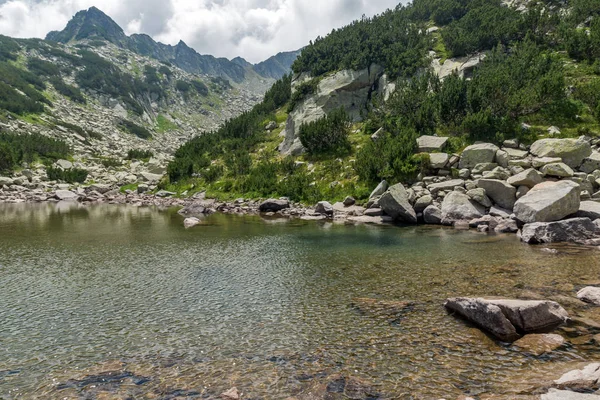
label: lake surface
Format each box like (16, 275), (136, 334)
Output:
(0, 203), (599, 399)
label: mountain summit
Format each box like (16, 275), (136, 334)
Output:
(45, 7), (298, 82)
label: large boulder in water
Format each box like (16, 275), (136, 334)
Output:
(477, 179), (516, 210)
(530, 137), (592, 168)
(441, 191), (485, 224)
(513, 181), (580, 223)
(259, 199), (290, 212)
(459, 143), (499, 169)
(378, 183), (417, 223)
(445, 298), (569, 342)
(520, 218), (598, 244)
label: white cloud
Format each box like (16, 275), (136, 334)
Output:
(0, 0), (402, 63)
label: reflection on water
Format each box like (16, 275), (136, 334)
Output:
(0, 203), (599, 399)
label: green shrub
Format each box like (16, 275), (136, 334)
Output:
(50, 77), (86, 104)
(119, 120), (152, 139)
(0, 132), (69, 171)
(288, 78), (319, 112)
(127, 149), (154, 160)
(100, 158), (121, 168)
(176, 80), (191, 92)
(299, 108), (351, 155)
(191, 80), (209, 96)
(203, 165), (223, 183)
(47, 166), (88, 183)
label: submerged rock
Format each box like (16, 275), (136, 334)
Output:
(183, 217), (201, 228)
(513, 333), (565, 356)
(445, 298), (569, 342)
(221, 387), (241, 400)
(513, 181), (581, 223)
(520, 218), (598, 244)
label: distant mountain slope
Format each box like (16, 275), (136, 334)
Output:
(254, 50), (303, 79)
(46, 7), (300, 83)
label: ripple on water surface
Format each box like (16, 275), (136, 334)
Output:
(0, 203), (599, 399)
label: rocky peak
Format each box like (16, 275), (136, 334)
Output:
(46, 7), (127, 46)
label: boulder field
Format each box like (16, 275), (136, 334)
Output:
(360, 135), (600, 245)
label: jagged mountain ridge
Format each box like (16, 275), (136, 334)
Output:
(46, 7), (299, 82)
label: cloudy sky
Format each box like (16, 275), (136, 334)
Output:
(0, 0), (401, 63)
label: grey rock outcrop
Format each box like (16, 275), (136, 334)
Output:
(477, 179), (516, 210)
(417, 135), (448, 152)
(315, 201), (334, 216)
(441, 192), (486, 224)
(554, 363), (600, 392)
(459, 143), (499, 169)
(580, 152), (600, 174)
(513, 181), (581, 223)
(378, 184), (417, 223)
(574, 201), (600, 220)
(280, 64), (384, 155)
(423, 205), (442, 224)
(577, 287), (600, 306)
(520, 218), (598, 244)
(507, 168), (543, 188)
(259, 199), (290, 212)
(369, 180), (388, 199)
(445, 297), (569, 342)
(55, 190), (79, 201)
(530, 138), (592, 168)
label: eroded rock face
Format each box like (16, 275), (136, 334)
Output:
(530, 138), (592, 168)
(445, 298), (569, 342)
(513, 181), (581, 223)
(378, 183), (417, 223)
(441, 192), (486, 224)
(520, 218), (598, 244)
(279, 64), (384, 155)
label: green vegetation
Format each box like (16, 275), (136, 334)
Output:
(118, 120), (152, 139)
(191, 80), (209, 96)
(292, 7), (428, 78)
(0, 132), (70, 172)
(299, 108), (351, 155)
(100, 157), (121, 168)
(156, 114), (178, 133)
(126, 149), (154, 160)
(47, 166), (88, 183)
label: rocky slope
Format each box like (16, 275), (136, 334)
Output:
(46, 7), (299, 83)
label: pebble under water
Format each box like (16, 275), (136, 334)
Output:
(0, 202), (599, 399)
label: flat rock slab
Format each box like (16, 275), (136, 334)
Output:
(577, 287), (600, 306)
(542, 389), (600, 400)
(514, 180), (581, 223)
(513, 333), (565, 356)
(55, 190), (79, 201)
(428, 179), (465, 195)
(417, 135), (448, 152)
(441, 192), (485, 224)
(554, 363), (600, 392)
(530, 138), (592, 168)
(445, 298), (569, 342)
(460, 143), (499, 169)
(347, 215), (394, 225)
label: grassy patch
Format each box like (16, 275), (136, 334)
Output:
(155, 114), (178, 133)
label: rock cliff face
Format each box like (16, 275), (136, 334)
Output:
(279, 64), (384, 155)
